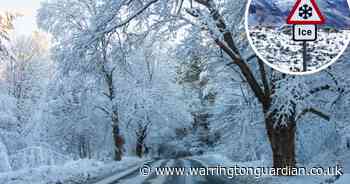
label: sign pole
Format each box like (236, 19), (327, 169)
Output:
(302, 41), (307, 72)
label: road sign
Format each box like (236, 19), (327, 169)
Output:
(286, 0), (326, 72)
(287, 0), (325, 25)
(293, 24), (317, 41)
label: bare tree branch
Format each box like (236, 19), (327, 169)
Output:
(86, 0), (159, 46)
(192, 0), (267, 104)
(246, 54), (257, 62)
(325, 69), (339, 86)
(215, 39), (266, 104)
(296, 108), (330, 121)
(95, 105), (110, 115)
(309, 85), (344, 96)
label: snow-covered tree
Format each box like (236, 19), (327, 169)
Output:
(2, 32), (52, 134)
(173, 28), (218, 154)
(37, 0), (192, 161)
(169, 0), (344, 171)
(37, 0), (157, 161)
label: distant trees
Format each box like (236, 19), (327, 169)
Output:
(175, 32), (217, 153)
(39, 74), (103, 159)
(0, 13), (56, 171)
(125, 39), (192, 158)
(3, 32), (51, 133)
(0, 31), (54, 170)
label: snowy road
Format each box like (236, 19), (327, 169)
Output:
(92, 158), (261, 184)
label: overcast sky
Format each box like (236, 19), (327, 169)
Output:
(0, 0), (42, 35)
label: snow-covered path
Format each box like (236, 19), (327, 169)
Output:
(91, 158), (260, 184)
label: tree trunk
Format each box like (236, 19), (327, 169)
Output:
(78, 135), (90, 159)
(136, 140), (143, 158)
(193, 112), (210, 145)
(112, 110), (124, 161)
(265, 112), (296, 172)
(103, 66), (124, 161)
(135, 124), (148, 158)
(112, 128), (123, 161)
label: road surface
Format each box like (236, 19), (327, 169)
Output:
(92, 158), (263, 184)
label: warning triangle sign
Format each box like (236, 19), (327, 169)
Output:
(287, 0), (325, 24)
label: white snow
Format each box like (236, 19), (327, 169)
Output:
(0, 140), (11, 173)
(0, 157), (143, 184)
(249, 26), (350, 73)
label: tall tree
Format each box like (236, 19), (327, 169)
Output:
(174, 0), (339, 170)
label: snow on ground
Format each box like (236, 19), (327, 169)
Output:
(0, 157), (143, 184)
(249, 26), (350, 73)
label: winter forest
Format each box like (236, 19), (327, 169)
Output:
(0, 0), (350, 183)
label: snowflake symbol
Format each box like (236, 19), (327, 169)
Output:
(298, 4), (313, 19)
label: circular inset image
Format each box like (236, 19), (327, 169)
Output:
(245, 0), (350, 75)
